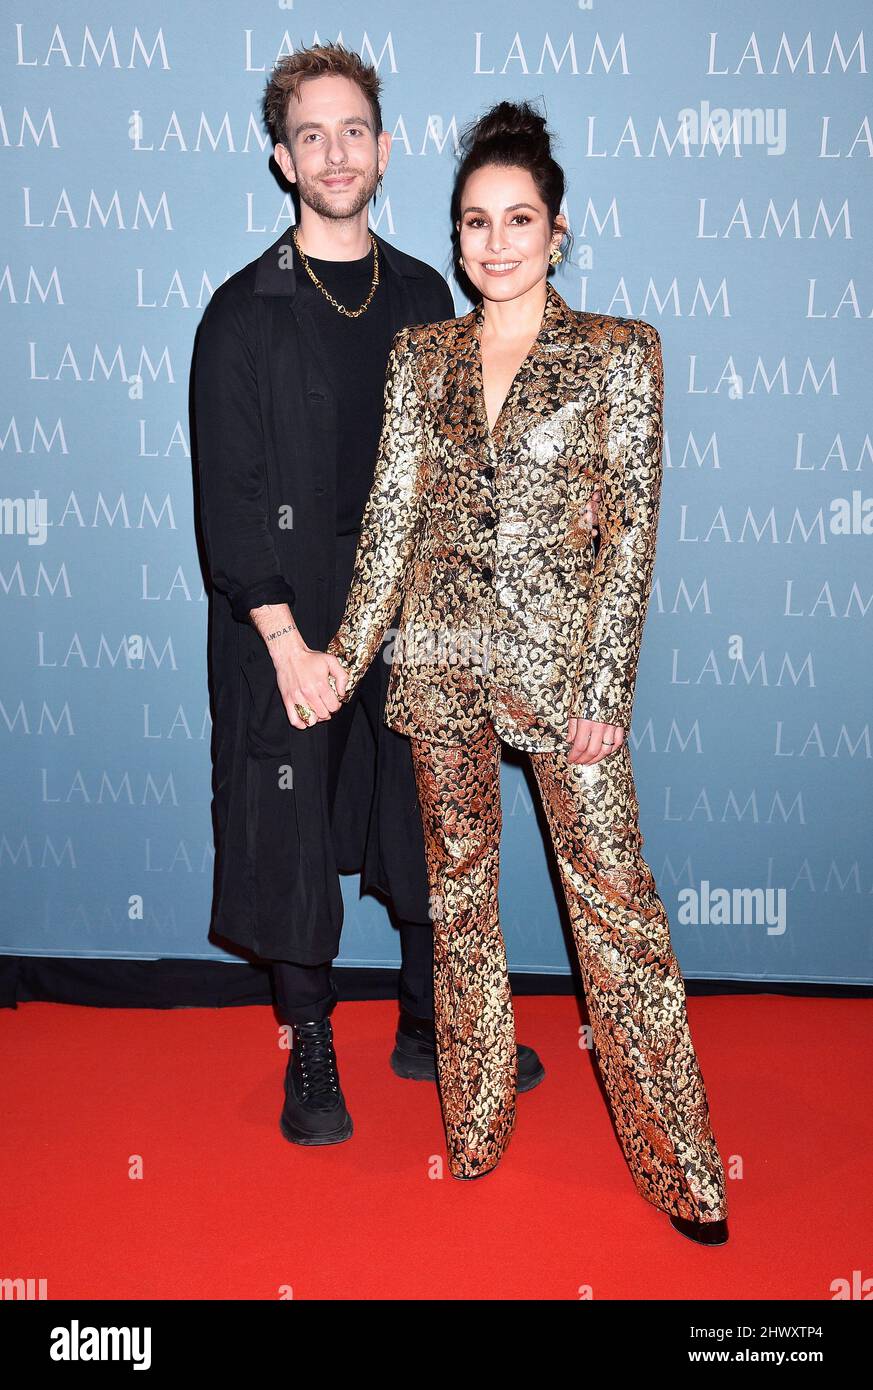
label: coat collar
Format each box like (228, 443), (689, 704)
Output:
(253, 227), (425, 297)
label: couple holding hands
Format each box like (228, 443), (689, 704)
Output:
(195, 41), (729, 1245)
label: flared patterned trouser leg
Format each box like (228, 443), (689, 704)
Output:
(528, 738), (728, 1222)
(410, 721), (729, 1222)
(409, 722), (518, 1179)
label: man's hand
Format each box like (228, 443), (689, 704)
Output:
(274, 646), (350, 729)
(567, 716), (625, 765)
(585, 487), (601, 538)
(249, 602), (349, 730)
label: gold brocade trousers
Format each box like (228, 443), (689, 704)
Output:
(408, 718), (729, 1223)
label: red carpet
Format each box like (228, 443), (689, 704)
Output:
(2, 994), (870, 1300)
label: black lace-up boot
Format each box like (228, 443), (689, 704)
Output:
(279, 1018), (353, 1146)
(390, 1008), (546, 1092)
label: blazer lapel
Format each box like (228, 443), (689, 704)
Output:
(426, 282), (602, 468)
(424, 307), (494, 463)
(487, 282), (600, 458)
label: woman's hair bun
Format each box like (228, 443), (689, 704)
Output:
(462, 99), (551, 157)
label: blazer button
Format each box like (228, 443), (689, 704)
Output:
(480, 513), (496, 528)
(480, 465), (495, 480)
(480, 565), (493, 582)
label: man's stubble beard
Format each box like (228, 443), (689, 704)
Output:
(294, 165), (380, 222)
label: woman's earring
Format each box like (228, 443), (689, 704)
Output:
(549, 244), (563, 267)
(458, 255), (465, 270)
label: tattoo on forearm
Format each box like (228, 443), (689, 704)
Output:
(264, 622), (298, 643)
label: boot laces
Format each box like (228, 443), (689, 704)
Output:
(294, 1020), (340, 1104)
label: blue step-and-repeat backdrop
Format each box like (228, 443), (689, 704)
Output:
(2, 1), (871, 983)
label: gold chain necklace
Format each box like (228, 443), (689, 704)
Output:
(293, 225), (380, 318)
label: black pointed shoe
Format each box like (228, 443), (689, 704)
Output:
(390, 1008), (546, 1092)
(279, 1017), (353, 1146)
(669, 1213), (730, 1245)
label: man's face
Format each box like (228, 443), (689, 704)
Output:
(274, 73), (390, 221)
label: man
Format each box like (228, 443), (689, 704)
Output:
(193, 43), (547, 1148)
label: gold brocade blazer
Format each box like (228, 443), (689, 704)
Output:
(326, 280), (664, 753)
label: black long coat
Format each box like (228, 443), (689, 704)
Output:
(192, 228), (456, 964)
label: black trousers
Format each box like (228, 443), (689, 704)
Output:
(269, 531), (434, 1027)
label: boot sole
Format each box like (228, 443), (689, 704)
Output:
(390, 1047), (546, 1094)
(279, 1110), (354, 1146)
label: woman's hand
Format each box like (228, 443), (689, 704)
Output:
(567, 716), (625, 765)
(567, 489), (612, 760)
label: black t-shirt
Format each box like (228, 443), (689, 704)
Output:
(292, 238), (396, 536)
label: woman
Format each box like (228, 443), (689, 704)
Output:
(302, 101), (730, 1245)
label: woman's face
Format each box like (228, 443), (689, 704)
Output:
(456, 163), (566, 304)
